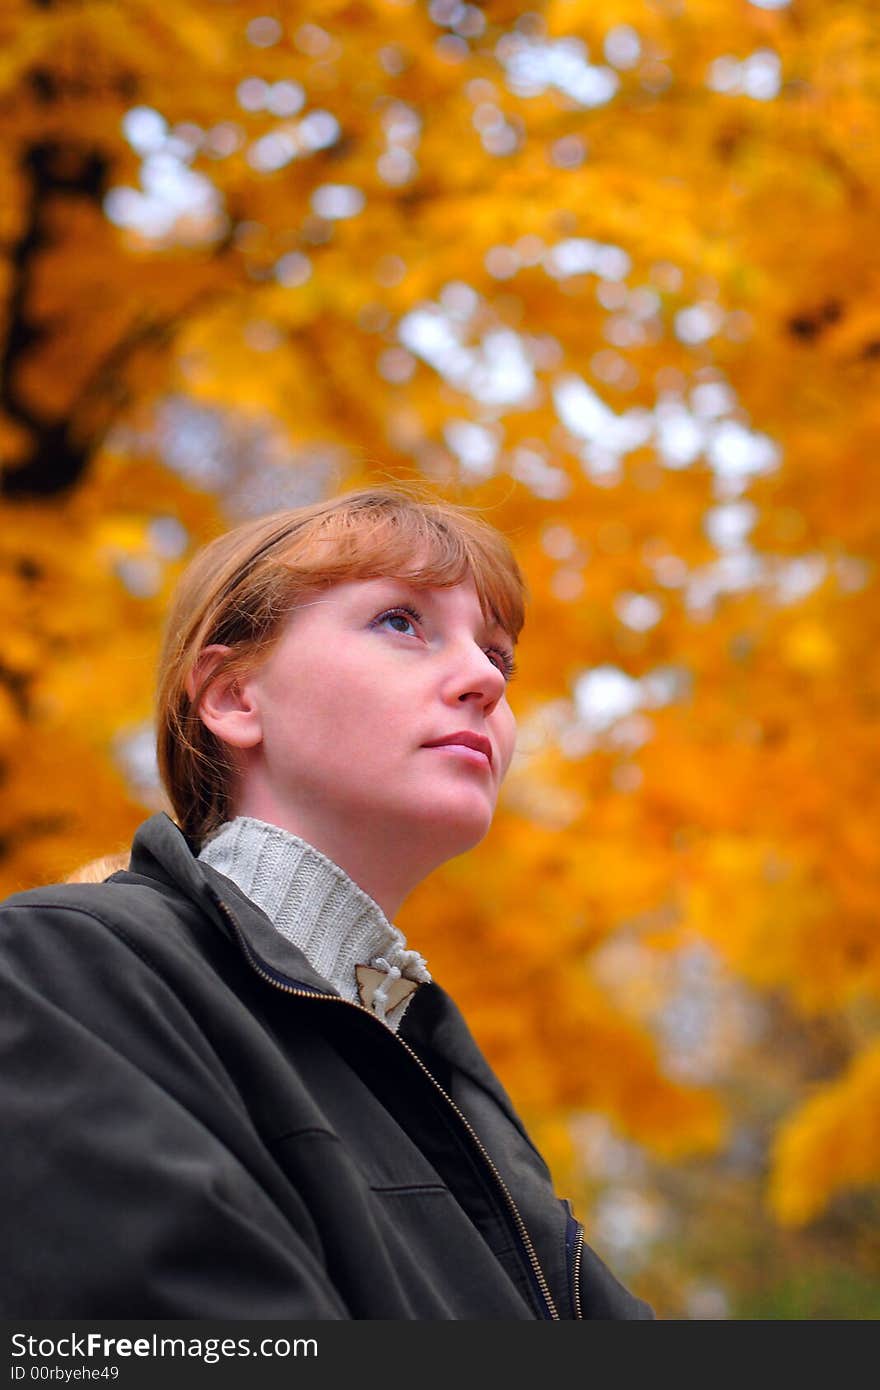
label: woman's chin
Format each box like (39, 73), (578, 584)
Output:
(408, 799), (494, 857)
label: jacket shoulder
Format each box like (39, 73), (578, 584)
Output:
(0, 877), (213, 977)
(1, 876), (184, 924)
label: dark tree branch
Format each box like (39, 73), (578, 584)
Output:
(2, 138), (235, 501)
(1, 141), (109, 498)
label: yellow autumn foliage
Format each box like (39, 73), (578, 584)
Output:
(1, 3), (878, 1290)
(769, 1041), (880, 1227)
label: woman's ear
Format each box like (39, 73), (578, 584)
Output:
(186, 645), (263, 750)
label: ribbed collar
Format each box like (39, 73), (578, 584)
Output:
(197, 816), (431, 1031)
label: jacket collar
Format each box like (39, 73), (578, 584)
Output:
(400, 981), (529, 1139)
(126, 813), (523, 1133)
(126, 812), (341, 998)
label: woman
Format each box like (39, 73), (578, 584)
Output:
(0, 485), (652, 1319)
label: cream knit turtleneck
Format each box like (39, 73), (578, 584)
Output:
(197, 816), (431, 1032)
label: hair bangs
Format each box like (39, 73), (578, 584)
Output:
(272, 496), (525, 643)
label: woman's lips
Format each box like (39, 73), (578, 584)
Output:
(422, 731), (493, 765)
(425, 743), (491, 769)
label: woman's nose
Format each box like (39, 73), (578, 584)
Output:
(445, 643), (507, 708)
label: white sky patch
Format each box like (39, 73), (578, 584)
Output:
(267, 81), (307, 116)
(473, 101), (505, 135)
(443, 420), (498, 478)
(485, 245), (520, 280)
(399, 308), (536, 407)
(641, 665), (691, 707)
(835, 556), (872, 593)
(592, 1188), (668, 1269)
(166, 124), (203, 160)
(654, 396), (706, 468)
(469, 329), (536, 406)
(614, 592), (664, 632)
(571, 1114), (647, 1183)
(295, 22), (335, 57)
(114, 722), (163, 802)
(545, 238), (631, 281)
(247, 15), (283, 47)
(481, 121), (520, 157)
(541, 522), (579, 560)
(650, 553), (689, 588)
(628, 287), (661, 320)
(553, 377), (652, 455)
(591, 349), (639, 390)
(147, 516), (189, 559)
(205, 122), (245, 158)
(440, 281), (479, 319)
(400, 307), (461, 367)
(707, 50), (782, 100)
(675, 301), (726, 345)
(399, 295), (780, 501)
(581, 444), (622, 486)
(573, 665), (644, 733)
(237, 76), (271, 111)
(772, 554), (828, 605)
(706, 420), (780, 494)
(130, 396), (340, 520)
(105, 153), (224, 244)
(383, 102), (422, 142)
(552, 570), (586, 604)
(247, 129), (299, 172)
(552, 375), (781, 497)
(604, 25), (641, 70)
(378, 345), (416, 383)
(707, 56), (742, 95)
(115, 555), (163, 598)
(656, 941), (766, 1092)
(569, 662), (689, 749)
(554, 376), (617, 439)
(112, 106), (225, 245)
(516, 665), (688, 771)
(156, 403), (230, 488)
(551, 133), (588, 168)
(378, 148), (418, 184)
(499, 34), (620, 107)
(310, 184), (365, 219)
(379, 101), (421, 184)
(509, 445), (572, 499)
(456, 4), (486, 38)
(515, 233), (545, 265)
(274, 250), (311, 287)
(691, 380), (736, 419)
(684, 551), (767, 616)
(298, 110), (342, 151)
(604, 315), (648, 349)
(594, 402), (647, 454)
(122, 106), (168, 154)
(704, 501), (757, 551)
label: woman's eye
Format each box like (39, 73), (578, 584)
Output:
(488, 648), (518, 682)
(386, 612), (416, 635)
(371, 605), (423, 637)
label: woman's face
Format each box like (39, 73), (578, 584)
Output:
(228, 571), (518, 894)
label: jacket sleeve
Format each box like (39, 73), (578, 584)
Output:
(0, 901), (350, 1319)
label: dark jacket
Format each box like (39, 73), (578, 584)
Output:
(0, 812), (653, 1320)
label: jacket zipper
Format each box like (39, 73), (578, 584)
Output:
(564, 1205), (585, 1320)
(213, 894), (560, 1321)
